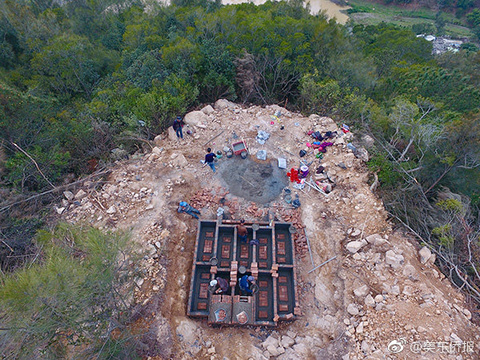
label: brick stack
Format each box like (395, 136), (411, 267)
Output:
(190, 187), (229, 209)
(276, 208), (309, 258)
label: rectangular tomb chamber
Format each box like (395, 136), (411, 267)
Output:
(187, 220), (299, 326)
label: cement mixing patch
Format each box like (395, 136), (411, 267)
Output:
(216, 156), (288, 204)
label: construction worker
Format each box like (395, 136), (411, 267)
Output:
(177, 201), (200, 219)
(204, 148), (217, 173)
(239, 275), (255, 295)
(173, 116), (184, 139)
(236, 219), (248, 243)
(210, 277), (229, 294)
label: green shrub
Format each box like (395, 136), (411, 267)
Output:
(0, 223), (142, 359)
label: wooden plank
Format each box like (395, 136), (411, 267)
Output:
(223, 236), (231, 243)
(205, 231), (214, 237)
(279, 276), (287, 283)
(201, 273), (210, 279)
(277, 233), (286, 240)
(279, 304), (289, 312)
(202, 255), (210, 261)
(199, 283), (209, 299)
(220, 261), (229, 268)
(277, 257), (286, 263)
(279, 286), (288, 302)
(204, 129), (225, 146)
(277, 242), (286, 255)
(197, 302), (207, 310)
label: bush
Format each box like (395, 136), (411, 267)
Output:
(0, 223), (143, 359)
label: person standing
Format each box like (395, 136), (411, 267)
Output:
(173, 116), (184, 139)
(177, 201), (201, 219)
(236, 219), (248, 243)
(204, 148), (217, 173)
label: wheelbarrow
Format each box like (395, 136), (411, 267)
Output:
(232, 139), (248, 159)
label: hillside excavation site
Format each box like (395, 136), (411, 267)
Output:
(59, 100), (479, 359)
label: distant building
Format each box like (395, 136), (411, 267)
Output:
(417, 34), (463, 55)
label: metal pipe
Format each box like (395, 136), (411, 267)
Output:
(308, 256), (337, 274)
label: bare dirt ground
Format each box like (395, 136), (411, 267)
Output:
(60, 100), (480, 359)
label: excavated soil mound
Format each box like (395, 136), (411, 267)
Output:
(217, 156), (288, 204)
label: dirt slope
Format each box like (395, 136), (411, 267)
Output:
(60, 100), (479, 359)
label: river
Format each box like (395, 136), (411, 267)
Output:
(221, 0), (350, 24)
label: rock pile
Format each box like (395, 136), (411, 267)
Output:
(52, 100), (479, 359)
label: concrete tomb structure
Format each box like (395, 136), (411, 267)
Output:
(187, 220), (300, 326)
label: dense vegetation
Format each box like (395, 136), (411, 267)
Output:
(1, 0), (480, 356)
(0, 223), (144, 359)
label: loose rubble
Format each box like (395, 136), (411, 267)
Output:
(54, 101), (479, 359)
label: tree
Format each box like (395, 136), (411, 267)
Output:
(387, 97), (442, 162)
(411, 22), (436, 35)
(132, 75), (199, 133)
(435, 11), (448, 36)
(355, 24), (432, 77)
(421, 115), (480, 195)
(299, 74), (368, 121)
(30, 33), (116, 98)
(0, 223), (144, 359)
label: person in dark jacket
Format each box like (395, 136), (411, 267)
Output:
(173, 116), (184, 139)
(211, 277), (229, 294)
(204, 147), (217, 172)
(177, 201), (200, 219)
(239, 275), (255, 295)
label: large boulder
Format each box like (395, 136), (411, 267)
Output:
(310, 115), (338, 132)
(201, 105), (215, 115)
(355, 146), (369, 162)
(385, 250), (404, 269)
(171, 153), (188, 167)
(419, 246), (432, 264)
(167, 127), (177, 141)
(347, 303), (359, 316)
(354, 284), (369, 298)
(154, 134), (163, 146)
(75, 189), (87, 200)
(214, 99), (236, 110)
(63, 190), (74, 201)
(365, 234), (387, 246)
(262, 335), (279, 350)
(281, 335), (295, 348)
(184, 110), (209, 126)
(346, 240), (367, 254)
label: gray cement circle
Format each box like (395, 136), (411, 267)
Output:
(216, 156), (289, 205)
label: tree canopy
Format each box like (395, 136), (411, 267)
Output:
(1, 0), (480, 351)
